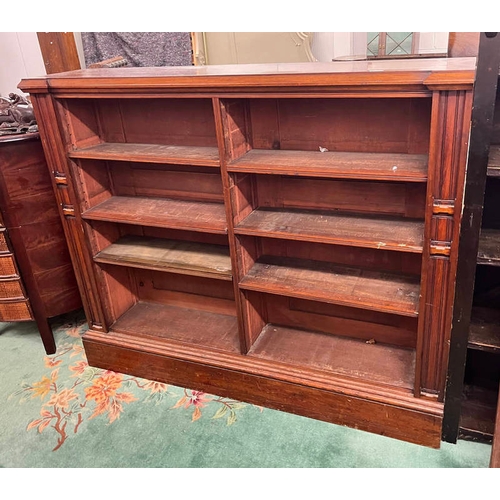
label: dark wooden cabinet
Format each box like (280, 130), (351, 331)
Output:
(0, 133), (81, 353)
(20, 57), (475, 447)
(442, 34), (500, 453)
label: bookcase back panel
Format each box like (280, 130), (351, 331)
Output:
(75, 160), (225, 210)
(255, 175), (426, 218)
(102, 99), (217, 146)
(256, 237), (422, 276)
(109, 162), (224, 203)
(90, 222), (229, 249)
(135, 269), (236, 316)
(64, 98), (218, 147)
(136, 226), (229, 247)
(248, 98), (432, 154)
(259, 293), (418, 348)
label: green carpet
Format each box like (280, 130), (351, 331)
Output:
(0, 312), (492, 468)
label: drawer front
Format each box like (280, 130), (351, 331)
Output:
(0, 300), (32, 321)
(0, 254), (17, 277)
(0, 278), (26, 300)
(0, 230), (9, 252)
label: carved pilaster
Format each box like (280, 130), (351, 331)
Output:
(416, 89), (473, 399)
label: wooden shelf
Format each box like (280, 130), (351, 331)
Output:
(477, 228), (500, 266)
(111, 301), (240, 353)
(94, 235), (232, 281)
(82, 196), (227, 234)
(487, 145), (500, 177)
(249, 324), (415, 389)
(468, 307), (500, 353)
(459, 384), (498, 442)
(240, 256), (420, 317)
(69, 142), (220, 167)
(235, 208), (424, 253)
(228, 149), (428, 182)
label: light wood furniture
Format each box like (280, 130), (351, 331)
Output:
(20, 57), (475, 447)
(37, 32), (81, 74)
(0, 133), (81, 353)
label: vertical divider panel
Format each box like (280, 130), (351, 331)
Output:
(213, 97), (266, 353)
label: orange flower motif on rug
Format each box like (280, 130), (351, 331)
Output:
(9, 318), (261, 451)
(85, 372), (137, 422)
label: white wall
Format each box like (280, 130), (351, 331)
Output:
(417, 32), (449, 55)
(0, 32), (46, 97)
(311, 32), (449, 61)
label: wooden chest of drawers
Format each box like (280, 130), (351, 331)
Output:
(0, 133), (81, 353)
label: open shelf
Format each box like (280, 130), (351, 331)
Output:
(235, 208), (424, 253)
(94, 235), (232, 281)
(459, 384), (498, 442)
(68, 142), (221, 167)
(240, 256), (420, 317)
(477, 228), (500, 266)
(468, 307), (500, 353)
(82, 196), (227, 234)
(228, 149), (428, 182)
(487, 145), (500, 177)
(248, 324), (415, 389)
(111, 301), (240, 354)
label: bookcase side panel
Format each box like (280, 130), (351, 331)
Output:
(30, 93), (108, 332)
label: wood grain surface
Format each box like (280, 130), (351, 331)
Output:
(82, 196), (227, 234)
(235, 208), (424, 253)
(69, 142), (220, 167)
(228, 149), (428, 182)
(94, 235), (232, 280)
(240, 256), (420, 317)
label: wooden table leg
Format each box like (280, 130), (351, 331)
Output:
(35, 315), (56, 355)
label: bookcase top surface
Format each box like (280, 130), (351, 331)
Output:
(19, 57), (476, 94)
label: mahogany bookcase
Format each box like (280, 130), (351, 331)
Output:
(20, 57), (475, 447)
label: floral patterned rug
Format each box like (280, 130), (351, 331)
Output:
(0, 313), (492, 467)
(8, 317), (259, 453)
